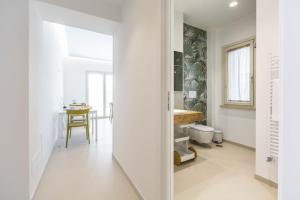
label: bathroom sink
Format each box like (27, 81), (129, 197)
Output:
(174, 109), (188, 114)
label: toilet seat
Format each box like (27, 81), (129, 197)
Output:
(190, 124), (214, 132)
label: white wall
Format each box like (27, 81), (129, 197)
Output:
(36, 1), (119, 37)
(255, 0), (279, 184)
(0, 1), (30, 199)
(113, 0), (163, 199)
(29, 2), (64, 197)
(279, 0), (300, 199)
(206, 29), (216, 126)
(210, 13), (256, 148)
(174, 11), (183, 53)
(173, 11), (184, 109)
(63, 57), (112, 104)
(39, 0), (122, 22)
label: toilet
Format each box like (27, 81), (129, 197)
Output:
(188, 124), (214, 144)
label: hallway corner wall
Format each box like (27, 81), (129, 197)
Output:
(29, 1), (64, 197)
(279, 0), (300, 198)
(113, 0), (164, 199)
(256, 0), (279, 184)
(0, 0), (30, 199)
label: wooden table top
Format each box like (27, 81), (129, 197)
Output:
(174, 109), (204, 125)
(65, 105), (92, 110)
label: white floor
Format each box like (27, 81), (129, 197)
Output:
(174, 142), (277, 200)
(33, 119), (277, 200)
(33, 119), (139, 200)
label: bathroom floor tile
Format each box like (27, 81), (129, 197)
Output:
(174, 142), (277, 200)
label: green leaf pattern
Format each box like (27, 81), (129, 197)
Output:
(183, 24), (207, 124)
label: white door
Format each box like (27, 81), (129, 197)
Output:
(87, 72), (113, 118)
(105, 74), (113, 117)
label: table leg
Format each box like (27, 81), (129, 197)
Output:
(93, 113), (95, 139)
(95, 112), (98, 142)
(59, 114), (64, 139)
(91, 113), (94, 139)
(92, 112), (95, 140)
(58, 113), (61, 139)
(62, 114), (66, 139)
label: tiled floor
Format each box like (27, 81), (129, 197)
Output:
(33, 119), (277, 200)
(174, 142), (278, 200)
(33, 119), (139, 200)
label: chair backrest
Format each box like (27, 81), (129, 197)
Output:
(66, 108), (90, 115)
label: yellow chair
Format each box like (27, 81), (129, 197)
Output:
(69, 103), (86, 121)
(65, 108), (90, 148)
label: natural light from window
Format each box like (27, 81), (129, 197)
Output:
(88, 73), (113, 118)
(227, 46), (251, 102)
(222, 38), (255, 109)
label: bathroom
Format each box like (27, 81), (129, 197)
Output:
(172, 0), (278, 199)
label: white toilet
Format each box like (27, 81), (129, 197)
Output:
(188, 124), (214, 144)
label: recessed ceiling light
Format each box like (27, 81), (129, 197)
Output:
(229, 1), (238, 8)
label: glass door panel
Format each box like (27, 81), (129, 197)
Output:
(105, 74), (113, 117)
(88, 73), (104, 117)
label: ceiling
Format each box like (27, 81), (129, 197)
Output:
(175, 0), (256, 29)
(65, 26), (113, 61)
(101, 0), (124, 7)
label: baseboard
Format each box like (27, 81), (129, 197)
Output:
(112, 154), (144, 200)
(223, 139), (255, 151)
(30, 137), (57, 200)
(254, 174), (278, 188)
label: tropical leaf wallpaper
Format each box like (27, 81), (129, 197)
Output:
(183, 24), (207, 124)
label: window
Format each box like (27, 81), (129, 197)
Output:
(87, 72), (113, 118)
(105, 74), (113, 115)
(88, 73), (104, 116)
(222, 38), (255, 109)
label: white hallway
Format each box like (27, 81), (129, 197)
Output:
(33, 119), (140, 200)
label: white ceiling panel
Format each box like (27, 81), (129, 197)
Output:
(65, 26), (113, 61)
(175, 0), (256, 29)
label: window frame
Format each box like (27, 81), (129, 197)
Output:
(222, 37), (256, 110)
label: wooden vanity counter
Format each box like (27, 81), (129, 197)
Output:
(174, 109), (204, 125)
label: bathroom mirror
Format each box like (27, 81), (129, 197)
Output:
(174, 51), (183, 91)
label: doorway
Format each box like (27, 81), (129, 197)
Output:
(168, 0), (278, 199)
(29, 1), (140, 199)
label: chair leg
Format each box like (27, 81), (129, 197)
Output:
(69, 129), (72, 138)
(86, 125), (90, 144)
(66, 126), (70, 148)
(86, 126), (88, 140)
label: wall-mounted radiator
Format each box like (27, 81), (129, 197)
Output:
(268, 55), (279, 161)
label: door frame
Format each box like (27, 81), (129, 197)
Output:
(161, 0), (174, 199)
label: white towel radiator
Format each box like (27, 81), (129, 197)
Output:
(267, 55), (279, 161)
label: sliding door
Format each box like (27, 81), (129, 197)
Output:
(87, 72), (113, 118)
